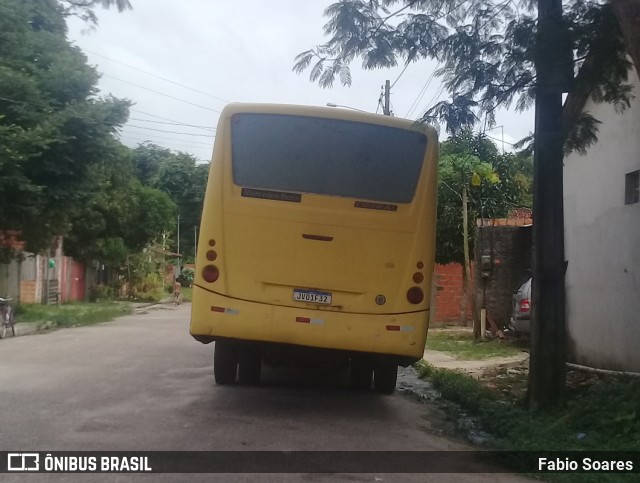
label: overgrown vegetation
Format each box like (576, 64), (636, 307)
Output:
(416, 361), (640, 480)
(426, 329), (526, 360)
(295, 0), (635, 153)
(180, 286), (193, 303)
(0, 1), (208, 300)
(16, 302), (131, 328)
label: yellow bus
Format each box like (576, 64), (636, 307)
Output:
(190, 103), (438, 394)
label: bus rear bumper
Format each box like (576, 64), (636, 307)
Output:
(190, 285), (429, 362)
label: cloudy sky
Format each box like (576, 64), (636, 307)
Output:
(67, 0), (534, 162)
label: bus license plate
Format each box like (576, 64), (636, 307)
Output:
(293, 289), (332, 305)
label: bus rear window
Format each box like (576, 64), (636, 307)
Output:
(231, 113), (427, 204)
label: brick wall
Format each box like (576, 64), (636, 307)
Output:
(433, 263), (473, 325)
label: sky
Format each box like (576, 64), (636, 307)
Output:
(67, 0), (535, 163)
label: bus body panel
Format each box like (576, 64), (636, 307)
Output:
(191, 103), (437, 363)
(190, 285), (429, 360)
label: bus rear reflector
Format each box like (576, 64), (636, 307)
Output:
(386, 325), (401, 331)
(296, 317), (311, 323)
(202, 265), (219, 283)
(407, 287), (424, 304)
(211, 306), (225, 313)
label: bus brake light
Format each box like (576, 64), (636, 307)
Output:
(407, 287), (424, 304)
(202, 265), (219, 283)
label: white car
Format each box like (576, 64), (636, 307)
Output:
(509, 278), (531, 334)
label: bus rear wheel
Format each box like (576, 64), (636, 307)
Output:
(350, 358), (373, 390)
(373, 362), (398, 394)
(238, 347), (262, 385)
(214, 342), (238, 384)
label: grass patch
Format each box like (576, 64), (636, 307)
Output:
(415, 361), (640, 481)
(426, 328), (527, 360)
(16, 302), (132, 328)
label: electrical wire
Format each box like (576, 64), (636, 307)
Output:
(103, 74), (222, 113)
(390, 62), (411, 89)
(405, 71), (436, 118)
(126, 125), (215, 139)
(130, 108), (218, 128)
(82, 48), (230, 104)
(129, 117), (215, 132)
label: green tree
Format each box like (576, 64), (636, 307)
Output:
(0, 0), (131, 253)
(294, 0), (634, 151)
(437, 132), (531, 265)
(58, 0), (132, 25)
(132, 143), (209, 263)
(64, 144), (177, 266)
(437, 132), (531, 337)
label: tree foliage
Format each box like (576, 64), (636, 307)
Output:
(132, 143), (209, 263)
(57, 0), (132, 25)
(437, 132), (532, 265)
(295, 0), (635, 151)
(0, 0), (133, 252)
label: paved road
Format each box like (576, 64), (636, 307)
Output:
(0, 304), (528, 482)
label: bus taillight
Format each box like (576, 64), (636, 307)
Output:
(206, 250), (218, 261)
(202, 265), (219, 283)
(407, 287), (424, 304)
(413, 272), (424, 284)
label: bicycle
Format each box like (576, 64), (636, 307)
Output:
(0, 297), (16, 339)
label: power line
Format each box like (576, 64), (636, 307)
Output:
(129, 117), (215, 132)
(419, 83), (446, 115)
(485, 134), (514, 146)
(103, 74), (222, 113)
(390, 62), (411, 89)
(405, 71), (435, 118)
(82, 48), (231, 104)
(126, 125), (215, 138)
(130, 108), (218, 127)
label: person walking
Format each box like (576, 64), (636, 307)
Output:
(173, 280), (182, 305)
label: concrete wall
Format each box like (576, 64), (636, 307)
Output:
(474, 224), (532, 328)
(564, 68), (640, 372)
(0, 258), (21, 300)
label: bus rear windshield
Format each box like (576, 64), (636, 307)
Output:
(231, 113), (427, 204)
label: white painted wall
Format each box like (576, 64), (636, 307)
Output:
(564, 67), (640, 372)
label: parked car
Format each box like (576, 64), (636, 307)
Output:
(509, 278), (531, 334)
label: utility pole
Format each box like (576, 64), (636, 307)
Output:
(176, 215), (181, 280)
(383, 80), (391, 116)
(529, 0), (572, 410)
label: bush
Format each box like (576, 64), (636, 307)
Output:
(177, 267), (195, 288)
(89, 284), (119, 302)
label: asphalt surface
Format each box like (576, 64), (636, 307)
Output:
(0, 304), (530, 482)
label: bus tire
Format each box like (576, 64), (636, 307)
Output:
(238, 347), (262, 385)
(350, 358), (373, 390)
(214, 342), (238, 385)
(373, 362), (398, 394)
